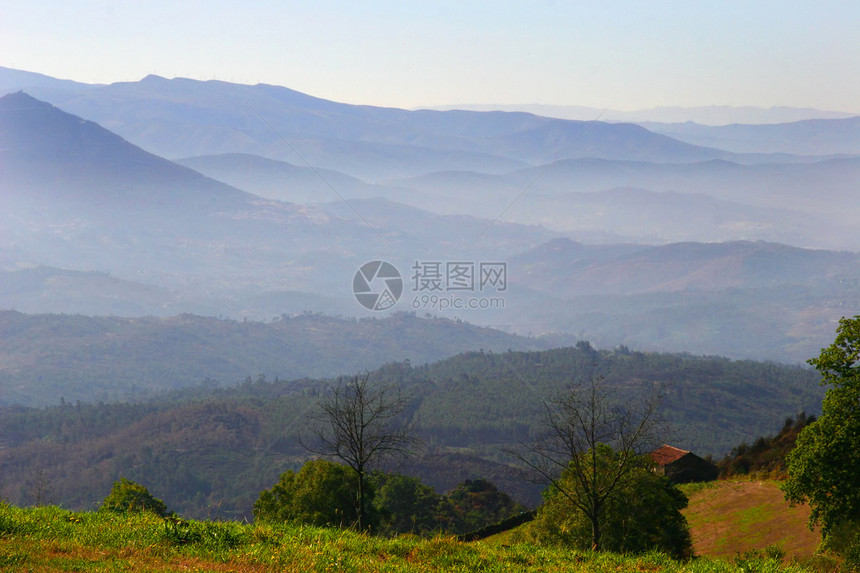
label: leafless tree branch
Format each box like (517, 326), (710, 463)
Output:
(303, 371), (421, 530)
(507, 376), (663, 550)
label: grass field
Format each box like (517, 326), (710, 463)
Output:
(681, 480), (821, 561)
(0, 499), (825, 572)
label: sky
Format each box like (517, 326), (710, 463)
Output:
(2, 1), (858, 112)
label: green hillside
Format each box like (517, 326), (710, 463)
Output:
(0, 502), (814, 573)
(0, 345), (823, 519)
(0, 311), (557, 407)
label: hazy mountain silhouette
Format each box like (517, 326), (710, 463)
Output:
(510, 238), (860, 296)
(1, 71), (748, 181)
(0, 92), (390, 298)
(175, 153), (382, 203)
(505, 187), (829, 246)
(0, 66), (99, 97)
(384, 156), (859, 249)
(0, 92), (553, 314)
(494, 238), (860, 362)
(2, 84), (858, 364)
(642, 116), (860, 156)
(425, 102), (855, 125)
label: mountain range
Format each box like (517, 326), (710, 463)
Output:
(1, 68), (859, 368)
(423, 102), (857, 125)
(643, 116), (860, 156)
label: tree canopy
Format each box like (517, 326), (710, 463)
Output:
(254, 461), (524, 537)
(783, 316), (860, 551)
(100, 477), (170, 517)
(522, 449), (691, 558)
(510, 377), (663, 551)
(253, 459), (361, 528)
(304, 372), (419, 530)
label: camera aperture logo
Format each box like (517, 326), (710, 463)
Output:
(353, 260), (507, 312)
(353, 260), (403, 311)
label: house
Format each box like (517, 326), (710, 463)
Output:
(650, 444), (719, 483)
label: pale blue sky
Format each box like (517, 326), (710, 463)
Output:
(2, 1), (857, 112)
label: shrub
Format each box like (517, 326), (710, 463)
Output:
(100, 477), (170, 517)
(522, 458), (692, 559)
(253, 459), (366, 528)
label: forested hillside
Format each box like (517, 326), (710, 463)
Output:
(0, 344), (822, 520)
(0, 311), (559, 407)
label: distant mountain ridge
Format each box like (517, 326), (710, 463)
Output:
(1, 85), (858, 366)
(0, 91), (552, 296)
(0, 69), (746, 181)
(0, 311), (561, 407)
(0, 66), (99, 95)
(510, 238), (860, 296)
(382, 156), (859, 250)
(422, 102), (857, 125)
(642, 116), (860, 155)
(0, 91), (262, 212)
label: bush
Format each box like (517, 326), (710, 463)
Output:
(819, 520), (860, 572)
(253, 459), (366, 528)
(371, 471), (441, 536)
(100, 478), (170, 517)
(521, 461), (692, 559)
(438, 479), (527, 535)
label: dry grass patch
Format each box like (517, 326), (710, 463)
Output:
(683, 480), (820, 559)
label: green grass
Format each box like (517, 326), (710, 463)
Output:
(678, 480), (721, 498)
(0, 502), (817, 572)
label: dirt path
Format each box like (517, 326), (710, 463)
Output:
(684, 480), (820, 559)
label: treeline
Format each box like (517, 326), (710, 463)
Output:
(252, 459), (526, 537)
(717, 412), (816, 478)
(0, 311), (554, 407)
(0, 344), (823, 519)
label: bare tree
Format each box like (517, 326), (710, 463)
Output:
(304, 372), (420, 530)
(24, 469), (54, 507)
(509, 376), (663, 551)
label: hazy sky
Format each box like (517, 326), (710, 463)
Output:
(2, 1), (858, 112)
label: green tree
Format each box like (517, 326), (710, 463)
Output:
(524, 449), (691, 558)
(509, 377), (663, 551)
(253, 459), (366, 528)
(440, 479), (526, 535)
(305, 372), (419, 531)
(371, 471), (440, 535)
(783, 316), (860, 544)
(101, 477), (170, 517)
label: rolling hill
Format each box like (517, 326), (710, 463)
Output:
(683, 481), (819, 560)
(644, 116), (860, 156)
(2, 80), (858, 366)
(510, 239), (860, 296)
(1, 71), (745, 180)
(0, 311), (560, 407)
(0, 343), (824, 518)
(0, 91), (553, 309)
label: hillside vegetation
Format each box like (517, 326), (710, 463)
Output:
(0, 311), (556, 407)
(0, 502), (814, 573)
(0, 344), (823, 519)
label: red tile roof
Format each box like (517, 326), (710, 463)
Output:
(650, 444), (690, 466)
